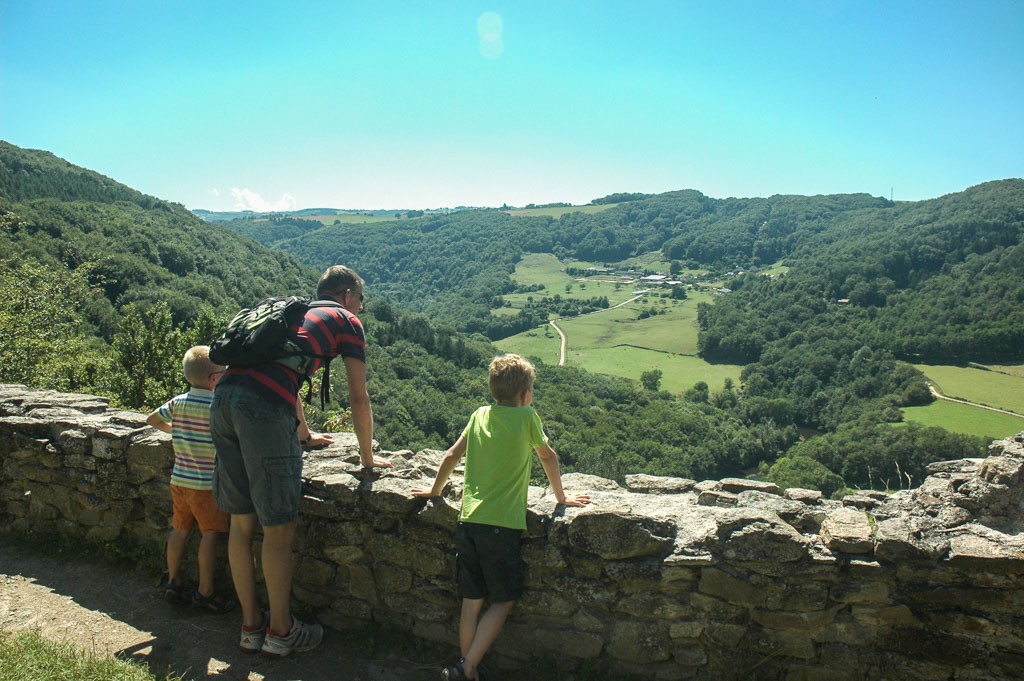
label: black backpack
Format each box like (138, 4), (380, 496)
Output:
(209, 295), (344, 407)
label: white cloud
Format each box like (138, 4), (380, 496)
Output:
(209, 188), (221, 197)
(230, 187), (297, 212)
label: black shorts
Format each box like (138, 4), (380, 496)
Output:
(455, 521), (524, 603)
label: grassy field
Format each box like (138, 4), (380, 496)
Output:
(501, 253), (640, 309)
(279, 213), (398, 225)
(505, 204), (616, 218)
(507, 253), (571, 288)
(761, 262), (791, 277)
(496, 253), (742, 393)
(495, 324), (562, 366)
(901, 400), (1024, 440)
(984, 363), (1024, 378)
(0, 629), (173, 681)
(558, 296), (703, 356)
(573, 346), (742, 394)
(618, 251), (673, 272)
(901, 363), (1024, 440)
(495, 321), (742, 394)
(914, 364), (1024, 415)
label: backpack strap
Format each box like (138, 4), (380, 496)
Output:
(296, 358), (333, 409)
(301, 300), (347, 409)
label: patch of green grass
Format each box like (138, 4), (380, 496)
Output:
(489, 306), (522, 317)
(761, 263), (790, 277)
(574, 346), (742, 395)
(250, 213), (399, 225)
(501, 281), (637, 311)
(914, 364), (1024, 415)
(557, 305), (638, 346)
(501, 254), (639, 311)
(560, 295), (708, 356)
(495, 324), (562, 366)
(618, 251), (672, 271)
(508, 253), (569, 288)
(0, 629), (178, 681)
(565, 304), (693, 354)
(505, 204), (615, 218)
(979, 363), (1024, 378)
(901, 400), (1024, 440)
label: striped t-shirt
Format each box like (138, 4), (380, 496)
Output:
(153, 388), (217, 490)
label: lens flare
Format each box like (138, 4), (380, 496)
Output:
(477, 11), (504, 60)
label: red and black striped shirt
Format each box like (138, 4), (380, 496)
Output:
(219, 303), (366, 410)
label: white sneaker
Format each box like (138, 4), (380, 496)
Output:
(260, 615), (324, 657)
(238, 612), (267, 653)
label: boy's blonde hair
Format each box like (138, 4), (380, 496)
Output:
(182, 345), (222, 387)
(488, 354), (536, 403)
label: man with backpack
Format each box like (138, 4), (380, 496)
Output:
(210, 264), (392, 657)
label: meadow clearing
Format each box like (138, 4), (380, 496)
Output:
(505, 204), (616, 218)
(902, 363), (1024, 439)
(913, 363), (1024, 414)
(901, 400), (1024, 441)
(287, 213), (399, 225)
(494, 253), (743, 393)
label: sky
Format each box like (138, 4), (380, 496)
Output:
(2, 1), (1022, 212)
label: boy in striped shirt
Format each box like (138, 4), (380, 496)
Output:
(147, 345), (235, 613)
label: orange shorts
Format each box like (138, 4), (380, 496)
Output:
(171, 485), (229, 534)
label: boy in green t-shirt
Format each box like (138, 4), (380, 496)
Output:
(413, 354), (590, 681)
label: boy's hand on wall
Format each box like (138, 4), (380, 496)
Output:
(557, 493), (591, 507)
(410, 486), (438, 498)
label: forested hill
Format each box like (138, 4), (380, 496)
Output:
(0, 141), (316, 335)
(701, 180), (1024, 366)
(227, 181), (1024, 366)
(0, 140), (161, 207)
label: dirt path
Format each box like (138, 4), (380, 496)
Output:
(549, 320), (567, 366)
(549, 293), (644, 367)
(928, 384), (1024, 419)
(0, 540), (444, 681)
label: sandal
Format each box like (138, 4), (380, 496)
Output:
(442, 660), (466, 681)
(190, 590), (237, 614)
(158, 574), (185, 605)
(442, 660), (483, 681)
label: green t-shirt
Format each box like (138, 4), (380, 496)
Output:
(459, 405), (549, 530)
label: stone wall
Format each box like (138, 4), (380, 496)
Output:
(1, 384), (1022, 679)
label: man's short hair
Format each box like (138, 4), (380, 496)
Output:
(182, 345), (221, 387)
(488, 354), (536, 403)
(317, 265), (364, 299)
